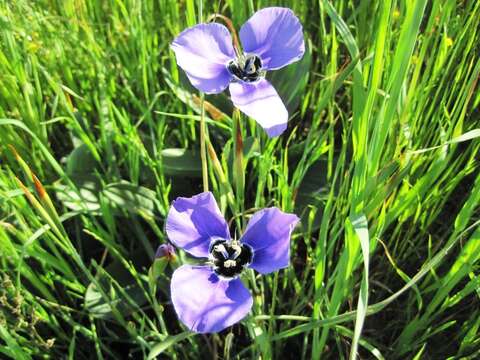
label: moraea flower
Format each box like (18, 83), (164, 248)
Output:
(171, 7), (305, 137)
(166, 192), (299, 333)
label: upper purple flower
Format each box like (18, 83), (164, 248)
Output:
(171, 7), (305, 137)
(166, 192), (299, 333)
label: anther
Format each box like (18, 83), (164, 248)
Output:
(224, 260), (237, 268)
(214, 244), (229, 259)
(230, 243), (242, 259)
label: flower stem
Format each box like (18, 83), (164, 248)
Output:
(207, 140), (236, 213)
(267, 272), (279, 339)
(197, 1), (209, 193)
(249, 269), (272, 358)
(249, 269), (260, 296)
(200, 94), (209, 192)
(232, 109), (245, 229)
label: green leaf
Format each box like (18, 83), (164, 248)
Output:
(147, 332), (194, 359)
(0, 324), (32, 360)
(84, 252), (149, 319)
(161, 148), (201, 177)
(408, 128), (480, 154)
(269, 38), (312, 114)
(56, 142), (102, 211)
(293, 157), (336, 231)
(66, 144), (97, 177)
(84, 277), (146, 320)
(348, 214), (370, 360)
(55, 174), (101, 212)
(103, 181), (162, 217)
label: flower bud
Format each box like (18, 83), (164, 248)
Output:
(154, 244), (176, 261)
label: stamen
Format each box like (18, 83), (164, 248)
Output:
(224, 260), (237, 268)
(213, 244), (229, 259)
(244, 57), (257, 74)
(230, 242), (242, 259)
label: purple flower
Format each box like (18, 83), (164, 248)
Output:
(171, 7), (305, 137)
(166, 192), (299, 333)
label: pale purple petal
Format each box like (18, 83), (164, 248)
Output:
(241, 208), (299, 274)
(229, 79), (288, 137)
(171, 23), (235, 93)
(171, 265), (253, 333)
(165, 192), (230, 258)
(239, 7), (305, 70)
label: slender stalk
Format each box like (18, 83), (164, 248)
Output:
(206, 140), (236, 213)
(196, 0), (209, 193)
(232, 109), (245, 228)
(249, 269), (271, 358)
(199, 94), (209, 192)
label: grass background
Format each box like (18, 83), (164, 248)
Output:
(1, 0), (479, 359)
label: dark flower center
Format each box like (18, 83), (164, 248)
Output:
(227, 54), (263, 83)
(209, 239), (253, 279)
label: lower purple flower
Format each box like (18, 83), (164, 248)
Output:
(166, 192), (299, 333)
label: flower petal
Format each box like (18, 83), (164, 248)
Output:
(229, 79), (288, 137)
(239, 7), (305, 70)
(171, 23), (235, 93)
(165, 192), (230, 258)
(171, 265), (253, 333)
(241, 208), (299, 274)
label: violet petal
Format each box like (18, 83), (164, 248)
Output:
(171, 23), (235, 93)
(165, 192), (230, 258)
(239, 7), (305, 70)
(241, 208), (299, 274)
(170, 265), (253, 333)
(229, 78), (288, 137)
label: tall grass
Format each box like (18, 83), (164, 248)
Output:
(1, 0), (479, 358)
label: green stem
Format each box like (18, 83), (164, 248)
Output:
(197, 0), (209, 193)
(233, 109), (245, 228)
(249, 269), (271, 358)
(268, 272), (279, 339)
(200, 94), (209, 192)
